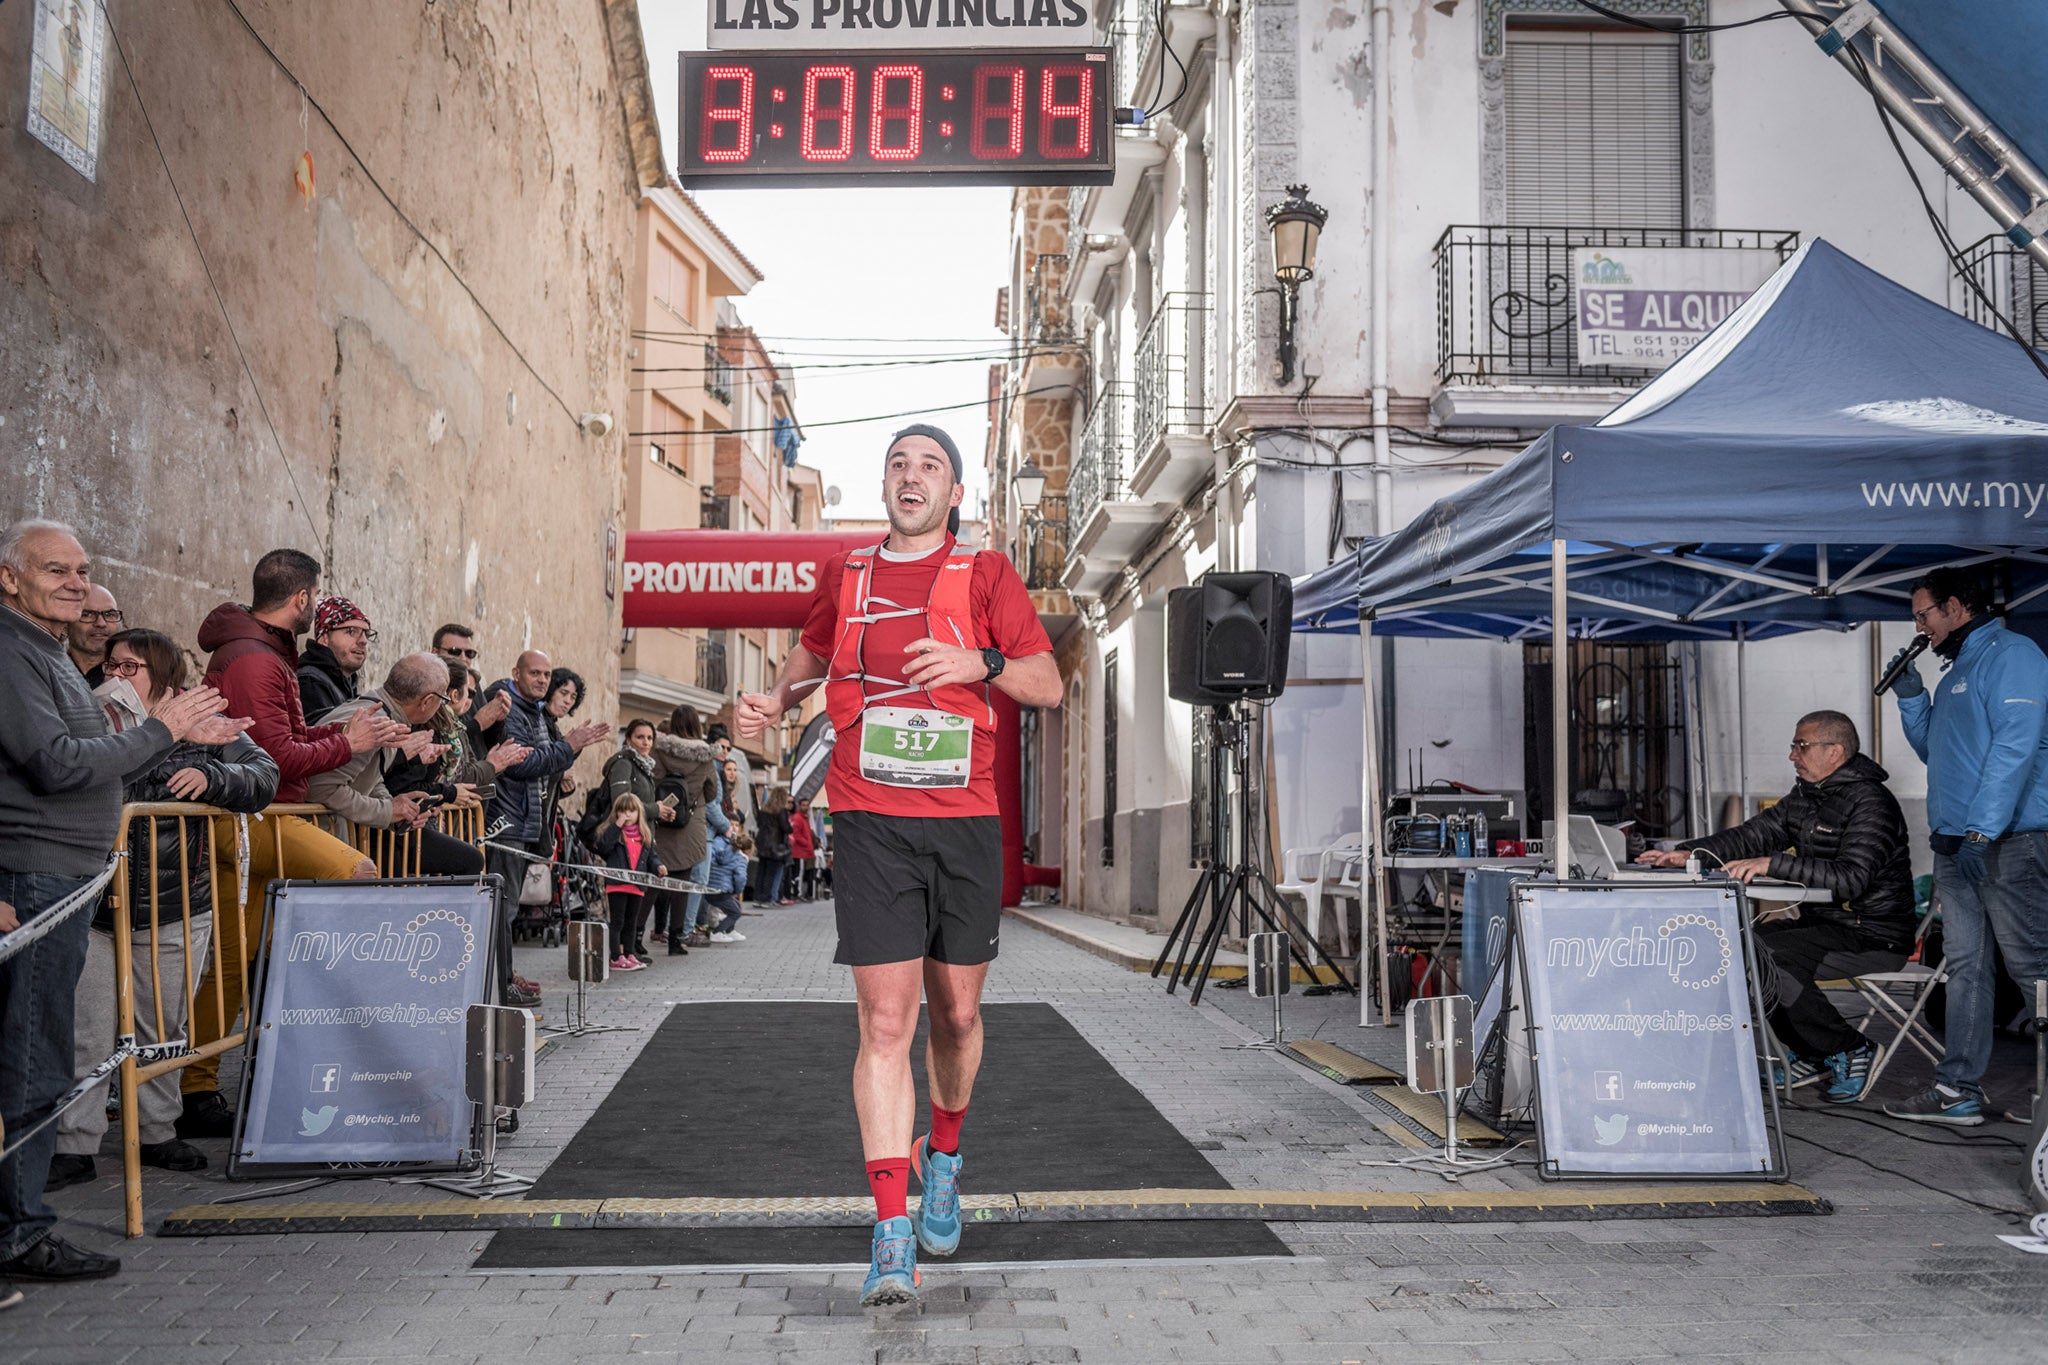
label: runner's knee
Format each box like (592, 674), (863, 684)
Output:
(927, 1000), (981, 1043)
(859, 999), (921, 1051)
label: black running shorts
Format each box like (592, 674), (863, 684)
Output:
(831, 811), (1003, 966)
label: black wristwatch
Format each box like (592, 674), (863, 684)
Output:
(980, 647), (1005, 683)
(1965, 831), (1991, 844)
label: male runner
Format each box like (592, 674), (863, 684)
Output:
(736, 425), (1059, 1306)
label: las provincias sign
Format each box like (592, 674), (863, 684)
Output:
(622, 530), (887, 629)
(707, 0), (1090, 48)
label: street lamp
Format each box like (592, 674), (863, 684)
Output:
(1264, 183), (1328, 386)
(1011, 458), (1047, 513)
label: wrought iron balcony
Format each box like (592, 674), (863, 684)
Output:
(1133, 292), (1209, 454)
(1066, 382), (1133, 556)
(703, 341), (735, 404)
(1023, 494), (1069, 591)
(696, 637), (729, 695)
(1434, 225), (1799, 386)
(1956, 234), (2048, 348)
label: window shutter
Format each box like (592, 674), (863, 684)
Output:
(1504, 27), (1683, 228)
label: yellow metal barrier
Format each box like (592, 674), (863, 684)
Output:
(109, 799), (487, 1236)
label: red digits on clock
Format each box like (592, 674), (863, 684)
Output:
(702, 66), (754, 163)
(802, 65), (855, 162)
(1038, 63), (1092, 159)
(970, 64), (1025, 160)
(869, 65), (923, 161)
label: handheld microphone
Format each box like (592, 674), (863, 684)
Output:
(1873, 633), (1930, 697)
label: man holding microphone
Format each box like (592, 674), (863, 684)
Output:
(1879, 568), (2048, 1125)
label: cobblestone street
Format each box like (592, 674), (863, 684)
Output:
(11, 902), (2048, 1363)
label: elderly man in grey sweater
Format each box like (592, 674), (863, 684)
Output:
(0, 520), (245, 1289)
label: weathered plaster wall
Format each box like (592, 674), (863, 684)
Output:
(0, 0), (656, 719)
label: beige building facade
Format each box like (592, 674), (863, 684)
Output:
(0, 0), (667, 741)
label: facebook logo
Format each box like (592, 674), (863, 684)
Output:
(1594, 1071), (1623, 1103)
(311, 1064), (341, 1094)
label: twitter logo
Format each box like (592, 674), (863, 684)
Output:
(300, 1105), (339, 1136)
(1593, 1113), (1629, 1146)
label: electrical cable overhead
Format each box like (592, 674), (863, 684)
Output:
(628, 384), (1074, 440)
(1568, 0), (1800, 35)
(631, 347), (1067, 376)
(216, 0), (585, 423)
(99, 1), (323, 549)
(1144, 0), (1193, 120)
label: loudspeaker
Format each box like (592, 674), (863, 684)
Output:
(1167, 570), (1291, 704)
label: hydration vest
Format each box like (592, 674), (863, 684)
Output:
(825, 539), (994, 734)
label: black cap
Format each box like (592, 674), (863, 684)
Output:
(888, 424), (963, 537)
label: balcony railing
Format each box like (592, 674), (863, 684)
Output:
(1023, 494), (1069, 591)
(1067, 382), (1133, 552)
(1434, 226), (1799, 386)
(696, 637), (729, 695)
(1956, 234), (2048, 348)
(704, 342), (735, 404)
(1134, 292), (1209, 453)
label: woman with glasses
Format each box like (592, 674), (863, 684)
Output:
(51, 629), (279, 1189)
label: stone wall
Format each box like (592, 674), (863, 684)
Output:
(0, 0), (662, 717)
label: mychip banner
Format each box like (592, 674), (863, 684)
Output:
(1514, 882), (1780, 1178)
(1572, 246), (1781, 370)
(232, 879), (498, 1174)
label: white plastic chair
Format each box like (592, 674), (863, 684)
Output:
(1306, 836), (1363, 966)
(1272, 846), (1328, 923)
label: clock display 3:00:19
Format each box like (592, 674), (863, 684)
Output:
(677, 50), (1114, 186)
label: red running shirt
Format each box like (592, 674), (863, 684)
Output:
(800, 540), (1052, 818)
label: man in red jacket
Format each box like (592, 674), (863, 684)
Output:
(177, 549), (409, 1137)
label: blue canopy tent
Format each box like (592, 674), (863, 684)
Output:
(1290, 239), (2048, 1021)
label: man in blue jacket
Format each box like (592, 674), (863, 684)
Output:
(1882, 567), (2048, 1125)
(482, 650), (607, 1005)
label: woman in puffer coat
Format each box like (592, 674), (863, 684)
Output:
(651, 706), (718, 951)
(54, 628), (279, 1184)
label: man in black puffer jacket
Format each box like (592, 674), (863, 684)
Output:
(1639, 709), (1915, 1104)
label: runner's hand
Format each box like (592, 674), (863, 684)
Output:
(903, 638), (986, 688)
(735, 692), (778, 738)
(0, 901), (16, 933)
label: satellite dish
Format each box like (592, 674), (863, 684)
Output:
(825, 486), (843, 507)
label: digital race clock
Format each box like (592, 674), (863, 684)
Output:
(676, 49), (1114, 187)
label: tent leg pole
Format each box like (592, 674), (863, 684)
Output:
(1360, 619), (1385, 1026)
(1737, 623), (1750, 822)
(1551, 538), (1569, 877)
(1868, 623), (1885, 767)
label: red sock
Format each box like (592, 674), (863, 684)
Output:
(866, 1158), (911, 1222)
(929, 1102), (968, 1155)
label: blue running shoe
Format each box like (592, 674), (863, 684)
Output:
(1820, 1043), (1876, 1105)
(912, 1136), (964, 1257)
(1883, 1084), (1986, 1126)
(860, 1216), (919, 1306)
(1769, 1052), (1826, 1091)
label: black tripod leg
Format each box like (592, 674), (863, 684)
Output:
(1188, 867), (1247, 1006)
(1249, 871), (1356, 995)
(1177, 862), (1236, 994)
(1156, 867), (1214, 991)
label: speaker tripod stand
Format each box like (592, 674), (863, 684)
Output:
(1151, 702), (1355, 1006)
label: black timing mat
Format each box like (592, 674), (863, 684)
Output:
(473, 1000), (1290, 1268)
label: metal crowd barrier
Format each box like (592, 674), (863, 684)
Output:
(107, 799), (486, 1236)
